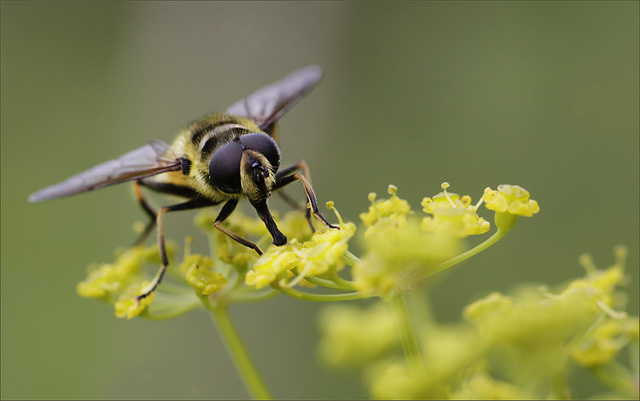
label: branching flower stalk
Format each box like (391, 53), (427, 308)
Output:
(76, 182), (638, 399)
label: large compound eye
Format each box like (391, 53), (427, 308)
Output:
(208, 140), (243, 194)
(239, 133), (280, 171)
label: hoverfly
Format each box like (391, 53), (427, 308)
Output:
(29, 65), (337, 300)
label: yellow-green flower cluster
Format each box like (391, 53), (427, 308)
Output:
(318, 247), (638, 399)
(180, 254), (227, 296)
(246, 204), (356, 289)
(461, 246), (637, 391)
(353, 185), (463, 297)
(568, 246), (638, 367)
(359, 185), (411, 235)
(77, 245), (167, 318)
(78, 182), (542, 323)
(114, 281), (155, 319)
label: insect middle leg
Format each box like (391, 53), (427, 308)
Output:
(275, 160), (339, 230)
(135, 179), (209, 245)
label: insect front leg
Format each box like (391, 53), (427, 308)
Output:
(274, 160), (339, 230)
(213, 199), (273, 256)
(274, 163), (312, 231)
(136, 197), (216, 301)
(249, 199), (288, 247)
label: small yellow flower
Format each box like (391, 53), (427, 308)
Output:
(181, 254), (227, 296)
(421, 208), (490, 238)
(114, 281), (154, 319)
(483, 185), (540, 217)
(359, 185), (411, 228)
(421, 183), (490, 238)
(245, 241), (304, 289)
(483, 185), (539, 232)
(421, 183), (472, 212)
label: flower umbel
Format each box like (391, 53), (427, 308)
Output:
(76, 182), (557, 400)
(319, 246), (638, 399)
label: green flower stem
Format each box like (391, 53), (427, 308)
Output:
(328, 270), (357, 290)
(342, 250), (361, 267)
(276, 282), (372, 302)
(229, 288), (280, 303)
(144, 294), (202, 320)
(206, 302), (272, 400)
(419, 227), (508, 281)
(406, 284), (434, 331)
(630, 339), (639, 377)
(304, 273), (355, 291)
(391, 291), (424, 374)
(551, 371), (570, 400)
(591, 362), (638, 398)
(304, 276), (349, 290)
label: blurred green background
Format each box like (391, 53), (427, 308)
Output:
(2, 2), (638, 399)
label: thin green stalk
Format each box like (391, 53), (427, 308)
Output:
(391, 291), (424, 374)
(229, 288), (280, 303)
(419, 227), (508, 281)
(591, 362), (638, 398)
(304, 275), (350, 290)
(406, 284), (434, 332)
(342, 250), (361, 267)
(328, 270), (357, 291)
(206, 303), (272, 400)
(304, 274), (355, 291)
(277, 283), (371, 302)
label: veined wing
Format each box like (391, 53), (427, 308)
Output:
(226, 65), (323, 131)
(29, 140), (182, 202)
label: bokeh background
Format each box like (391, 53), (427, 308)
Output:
(2, 2), (638, 399)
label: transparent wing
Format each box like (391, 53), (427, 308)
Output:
(29, 140), (182, 202)
(226, 65), (323, 131)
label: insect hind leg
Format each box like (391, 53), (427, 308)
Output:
(133, 180), (157, 246)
